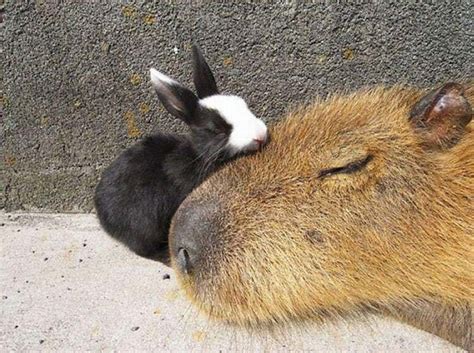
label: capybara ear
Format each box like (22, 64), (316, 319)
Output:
(409, 83), (472, 149)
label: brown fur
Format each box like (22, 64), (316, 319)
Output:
(170, 84), (474, 350)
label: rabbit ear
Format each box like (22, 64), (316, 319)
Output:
(150, 68), (199, 125)
(192, 45), (219, 99)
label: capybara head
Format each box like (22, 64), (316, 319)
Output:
(169, 83), (473, 336)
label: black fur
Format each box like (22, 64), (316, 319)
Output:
(94, 46), (253, 259)
(94, 129), (230, 258)
(192, 45), (219, 99)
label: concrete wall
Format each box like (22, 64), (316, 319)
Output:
(2, 1), (473, 212)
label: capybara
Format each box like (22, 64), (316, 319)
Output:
(169, 82), (473, 350)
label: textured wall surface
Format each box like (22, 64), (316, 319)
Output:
(2, 1), (473, 211)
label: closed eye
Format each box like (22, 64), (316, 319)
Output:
(318, 155), (373, 179)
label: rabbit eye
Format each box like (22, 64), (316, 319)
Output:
(203, 116), (231, 136)
(318, 155), (373, 179)
(204, 127), (224, 135)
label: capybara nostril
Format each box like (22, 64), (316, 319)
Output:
(176, 248), (193, 275)
(170, 197), (223, 277)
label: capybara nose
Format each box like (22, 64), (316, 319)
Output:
(171, 218), (202, 276)
(170, 198), (221, 276)
(176, 247), (193, 275)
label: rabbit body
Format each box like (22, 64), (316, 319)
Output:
(94, 46), (268, 258)
(95, 134), (206, 257)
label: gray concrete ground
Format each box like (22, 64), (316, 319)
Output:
(3, 1), (473, 212)
(0, 212), (463, 352)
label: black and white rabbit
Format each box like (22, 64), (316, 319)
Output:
(94, 46), (268, 259)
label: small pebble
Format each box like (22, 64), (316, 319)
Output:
(82, 243), (87, 247)
(44, 257), (48, 261)
(162, 274), (170, 280)
(32, 250), (36, 254)
(14, 325), (18, 329)
(2, 295), (7, 300)
(131, 326), (140, 331)
(0, 223), (5, 226)
(78, 259), (83, 263)
(39, 339), (45, 344)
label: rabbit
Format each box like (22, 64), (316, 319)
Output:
(94, 45), (268, 259)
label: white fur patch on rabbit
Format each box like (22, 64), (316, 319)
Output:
(199, 95), (268, 153)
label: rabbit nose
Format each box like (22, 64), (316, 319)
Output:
(253, 137), (266, 149)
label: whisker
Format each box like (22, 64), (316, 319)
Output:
(196, 142), (226, 184)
